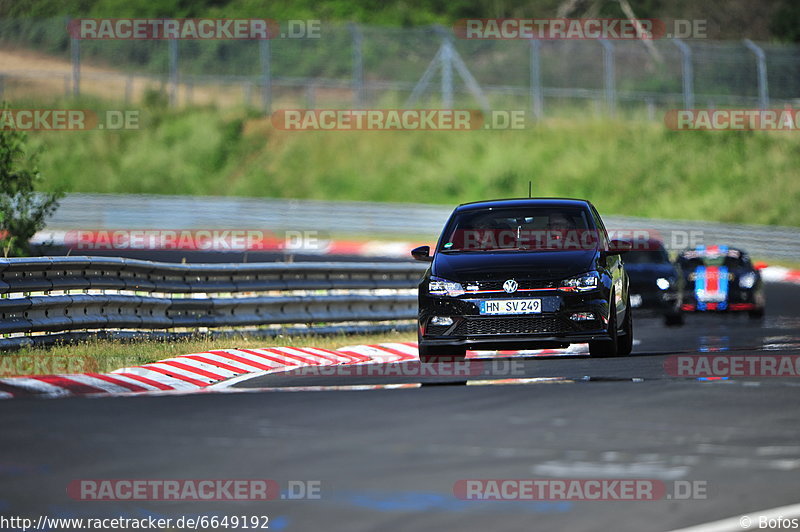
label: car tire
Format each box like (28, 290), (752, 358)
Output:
(589, 301), (619, 358)
(748, 307), (765, 320)
(664, 312), (684, 327)
(617, 296), (633, 357)
(418, 344), (467, 363)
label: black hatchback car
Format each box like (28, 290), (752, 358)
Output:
(411, 198), (633, 360)
(623, 239), (685, 326)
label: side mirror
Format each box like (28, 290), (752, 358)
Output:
(411, 245), (433, 262)
(607, 239), (633, 255)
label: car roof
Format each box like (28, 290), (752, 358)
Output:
(678, 246), (746, 257)
(454, 198), (595, 212)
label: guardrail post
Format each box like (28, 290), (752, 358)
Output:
(439, 30), (454, 108)
(672, 38), (695, 109)
(529, 39), (543, 120)
(70, 19), (81, 98)
(350, 23), (365, 108)
(743, 39), (769, 110)
(599, 39), (616, 116)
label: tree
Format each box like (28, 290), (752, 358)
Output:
(0, 103), (62, 257)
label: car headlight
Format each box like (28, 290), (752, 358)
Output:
(656, 277), (671, 290)
(560, 272), (599, 292)
(428, 277), (465, 297)
(739, 272), (757, 289)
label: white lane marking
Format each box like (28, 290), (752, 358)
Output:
(531, 461), (690, 480)
(467, 378), (573, 386)
(668, 502), (800, 532)
(756, 446), (800, 456)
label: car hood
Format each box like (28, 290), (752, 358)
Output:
(624, 263), (677, 282)
(431, 249), (598, 281)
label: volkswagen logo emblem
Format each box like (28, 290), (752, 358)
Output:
(503, 279), (518, 294)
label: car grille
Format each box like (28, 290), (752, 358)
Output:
(451, 316), (574, 336)
(471, 279), (557, 291)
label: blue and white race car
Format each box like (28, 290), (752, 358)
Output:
(676, 245), (765, 319)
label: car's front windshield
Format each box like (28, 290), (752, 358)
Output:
(439, 207), (596, 252)
(680, 249), (746, 268)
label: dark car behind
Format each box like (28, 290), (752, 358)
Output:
(624, 239), (685, 326)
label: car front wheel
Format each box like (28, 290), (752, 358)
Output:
(590, 295), (633, 358)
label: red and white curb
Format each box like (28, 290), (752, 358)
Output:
(761, 266), (800, 285)
(0, 343), (582, 400)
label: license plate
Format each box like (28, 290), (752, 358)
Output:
(480, 299), (541, 315)
(630, 294), (643, 308)
(697, 290), (726, 302)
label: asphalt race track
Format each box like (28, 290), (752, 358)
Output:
(1, 283), (800, 531)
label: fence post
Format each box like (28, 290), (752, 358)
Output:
(743, 39), (769, 109)
(529, 39), (543, 120)
(435, 26), (454, 108)
(168, 38), (178, 107)
(350, 23), (365, 108)
(672, 39), (694, 109)
(599, 39), (616, 116)
(70, 20), (80, 98)
(259, 38), (271, 114)
(125, 75), (133, 104)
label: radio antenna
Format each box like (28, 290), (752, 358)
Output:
(528, 180), (532, 198)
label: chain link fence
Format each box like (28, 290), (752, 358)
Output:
(1, 18), (799, 117)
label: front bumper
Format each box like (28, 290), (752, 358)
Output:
(681, 286), (763, 312)
(418, 290), (612, 349)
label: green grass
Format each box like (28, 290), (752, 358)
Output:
(0, 330), (416, 376)
(27, 105), (800, 226)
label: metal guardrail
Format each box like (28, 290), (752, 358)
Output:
(0, 257), (427, 348)
(41, 194), (800, 259)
